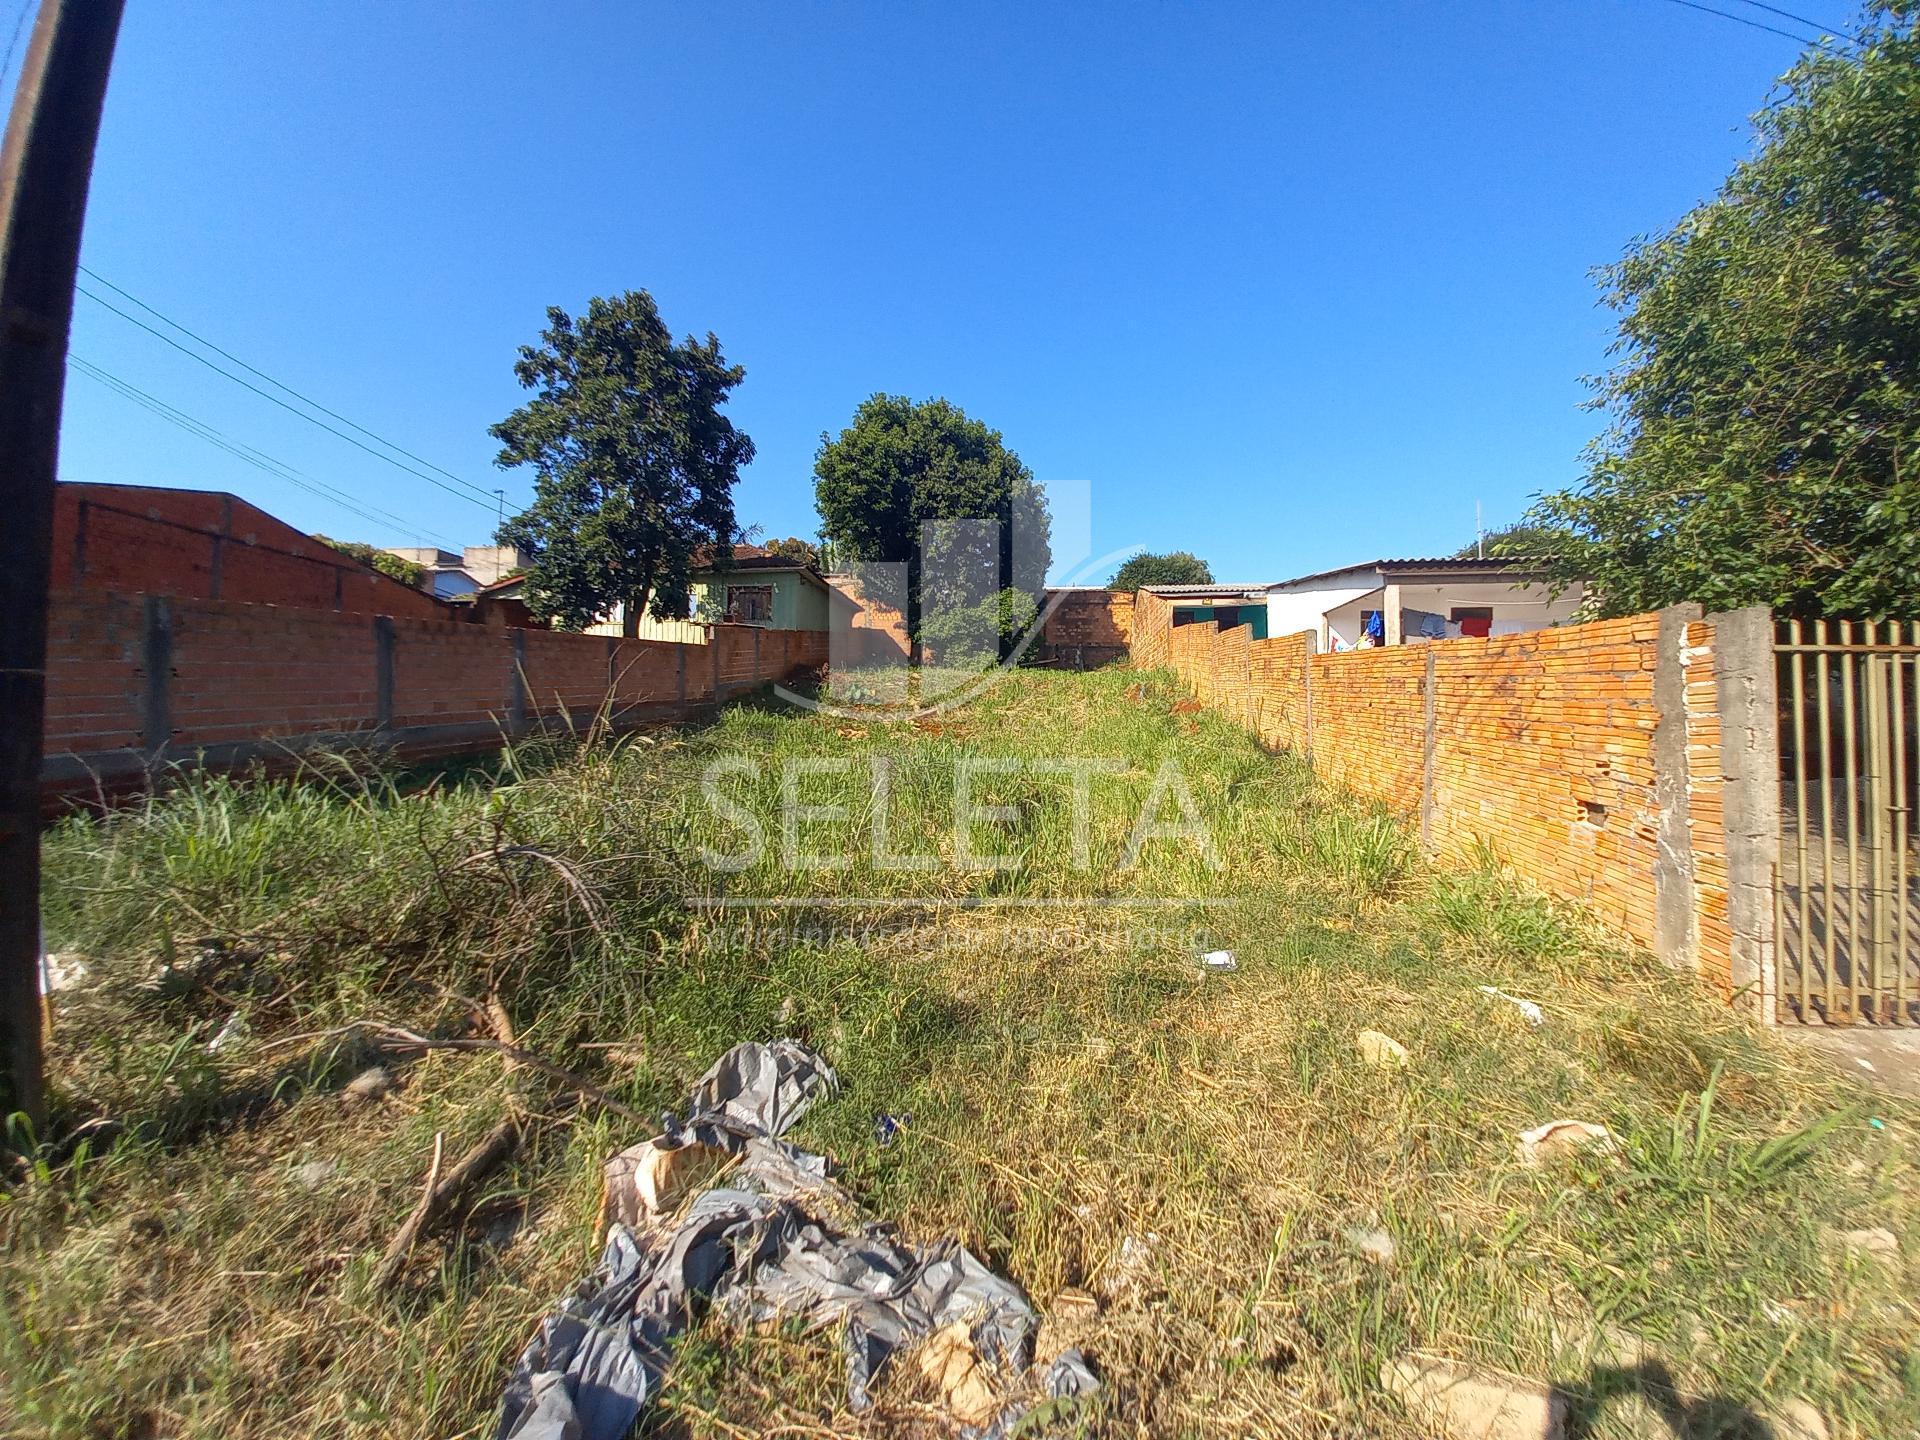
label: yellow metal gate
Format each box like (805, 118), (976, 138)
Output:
(1776, 619), (1920, 1024)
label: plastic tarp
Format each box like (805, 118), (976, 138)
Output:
(496, 1038), (1096, 1439)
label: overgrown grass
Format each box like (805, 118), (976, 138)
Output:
(3, 666), (1914, 1438)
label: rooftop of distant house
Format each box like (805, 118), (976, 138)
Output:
(690, 543), (827, 574)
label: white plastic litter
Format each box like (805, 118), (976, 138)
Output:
(207, 1012), (252, 1053)
(1477, 985), (1545, 1027)
(1200, 951), (1237, 971)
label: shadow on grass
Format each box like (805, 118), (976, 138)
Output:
(45, 1030), (387, 1163)
(1566, 1359), (1781, 1438)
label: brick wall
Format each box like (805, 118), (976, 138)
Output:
(1037, 589), (1134, 667)
(1129, 597), (1766, 1003)
(1425, 616), (1663, 946)
(1131, 590), (1173, 669)
(1310, 642), (1427, 805)
(1683, 619), (1732, 989)
(823, 572), (911, 654)
(42, 587), (828, 803)
(52, 483), (446, 620)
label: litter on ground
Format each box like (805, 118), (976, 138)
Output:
(1514, 1119), (1616, 1169)
(1476, 985), (1545, 1027)
(496, 1039), (1098, 1440)
(1199, 950), (1237, 972)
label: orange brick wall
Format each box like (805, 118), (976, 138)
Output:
(823, 572), (910, 653)
(167, 600), (381, 747)
(1426, 616), (1663, 946)
(393, 618), (514, 729)
(1249, 632), (1312, 752)
(42, 589), (146, 757)
(1131, 590), (1173, 670)
(1130, 596), (1740, 987)
(1309, 642), (1428, 807)
(52, 483), (446, 620)
(1683, 618), (1732, 989)
(42, 588), (828, 803)
(1038, 590), (1134, 665)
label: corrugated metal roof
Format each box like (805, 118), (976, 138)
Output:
(1271, 556), (1556, 589)
(1144, 583), (1272, 597)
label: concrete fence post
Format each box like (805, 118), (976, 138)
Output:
(1419, 645), (1436, 850)
(1652, 603), (1704, 971)
(1709, 605), (1781, 1019)
(140, 594), (172, 755)
(374, 615), (395, 730)
(508, 629), (528, 736)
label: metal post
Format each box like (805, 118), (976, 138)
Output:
(0, 0), (126, 1130)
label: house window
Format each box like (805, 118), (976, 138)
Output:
(1213, 606), (1240, 629)
(726, 585), (774, 625)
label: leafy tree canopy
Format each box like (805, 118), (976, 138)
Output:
(918, 588), (1040, 670)
(492, 291), (752, 633)
(814, 395), (1050, 652)
(317, 537), (425, 588)
(1533, 4), (1920, 617)
(1451, 522), (1573, 561)
(761, 536), (822, 569)
(1109, 550), (1214, 590)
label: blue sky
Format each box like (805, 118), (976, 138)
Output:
(43, 0), (1832, 583)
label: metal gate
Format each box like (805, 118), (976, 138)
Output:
(1775, 619), (1920, 1024)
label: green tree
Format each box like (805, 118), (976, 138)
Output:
(917, 588), (1040, 670)
(1109, 550), (1214, 591)
(316, 537), (426, 588)
(1533, 5), (1920, 617)
(492, 292), (753, 633)
(814, 395), (1050, 660)
(1451, 521), (1572, 561)
(762, 536), (822, 569)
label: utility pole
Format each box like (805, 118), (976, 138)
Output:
(0, 0), (126, 1131)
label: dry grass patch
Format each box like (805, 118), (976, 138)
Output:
(4, 668), (1915, 1438)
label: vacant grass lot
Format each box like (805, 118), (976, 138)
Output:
(5, 667), (1915, 1438)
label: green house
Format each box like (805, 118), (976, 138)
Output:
(626, 544), (855, 639)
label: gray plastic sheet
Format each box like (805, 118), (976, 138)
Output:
(496, 1039), (1097, 1440)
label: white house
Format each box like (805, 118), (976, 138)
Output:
(385, 543), (530, 600)
(1264, 557), (1583, 651)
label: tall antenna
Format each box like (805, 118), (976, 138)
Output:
(1475, 499), (1484, 559)
(493, 488), (505, 534)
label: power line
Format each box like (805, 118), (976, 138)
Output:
(74, 281), (501, 513)
(71, 354), (446, 541)
(1729, 0), (1850, 40)
(0, 0), (30, 93)
(67, 353), (457, 545)
(77, 265), (503, 506)
(1650, 0), (1846, 51)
